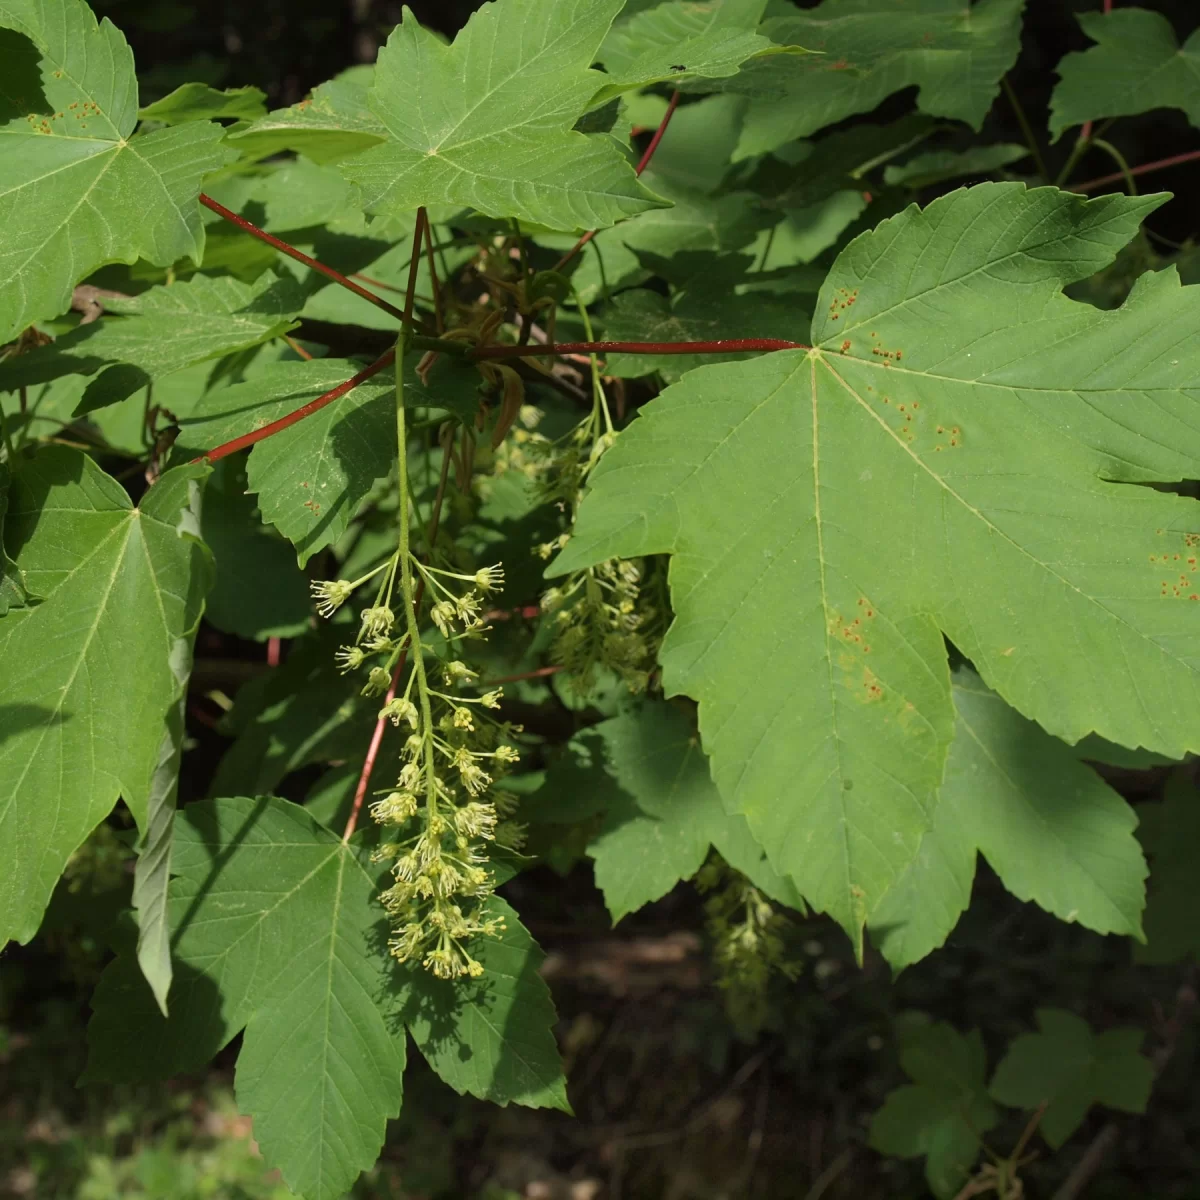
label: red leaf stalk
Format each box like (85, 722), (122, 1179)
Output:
(191, 347), (396, 464)
(553, 90), (682, 272)
(473, 338), (809, 360)
(199, 193), (410, 326)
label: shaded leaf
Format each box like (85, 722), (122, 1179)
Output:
(989, 1008), (1153, 1147)
(0, 0), (233, 340)
(726, 0), (1026, 160)
(1136, 772), (1200, 963)
(139, 83), (267, 125)
(883, 143), (1029, 189)
(394, 897), (569, 1110)
(0, 460), (37, 615)
(1050, 9), (1200, 139)
(200, 458), (312, 641)
(869, 1015), (998, 1199)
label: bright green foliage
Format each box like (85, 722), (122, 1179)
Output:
(138, 83), (268, 125)
(869, 1015), (999, 1198)
(989, 1009), (1154, 1147)
(1136, 773), (1200, 963)
(0, 271), (304, 414)
(1050, 9), (1200, 139)
(0, 448), (210, 947)
(871, 669), (1147, 971)
(85, 797), (566, 1196)
(0, 0), (233, 342)
(573, 702), (804, 921)
(726, 0), (1026, 160)
(553, 183), (1200, 947)
(341, 0), (667, 232)
(595, 0), (789, 102)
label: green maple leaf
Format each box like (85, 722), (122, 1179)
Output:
(0, 447), (211, 947)
(871, 669), (1147, 970)
(1050, 9), (1200, 139)
(594, 0), (797, 103)
(725, 0), (1026, 160)
(177, 357), (483, 564)
(0, 0), (234, 342)
(85, 796), (566, 1197)
(138, 83), (268, 125)
(869, 1015), (998, 1199)
(989, 1009), (1153, 1147)
(551, 182), (1200, 949)
(1135, 772), (1200, 964)
(340, 0), (666, 232)
(0, 271), (304, 415)
(227, 65), (386, 165)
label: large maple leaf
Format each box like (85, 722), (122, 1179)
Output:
(551, 183), (1200, 947)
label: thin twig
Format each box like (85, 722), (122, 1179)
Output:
(554, 90), (681, 272)
(283, 334), (313, 360)
(1071, 147), (1200, 193)
(199, 193), (414, 327)
(1002, 77), (1050, 183)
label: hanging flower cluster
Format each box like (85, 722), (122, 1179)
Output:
(540, 558), (656, 694)
(310, 551), (525, 979)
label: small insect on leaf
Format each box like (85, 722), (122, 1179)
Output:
(670, 64), (687, 71)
